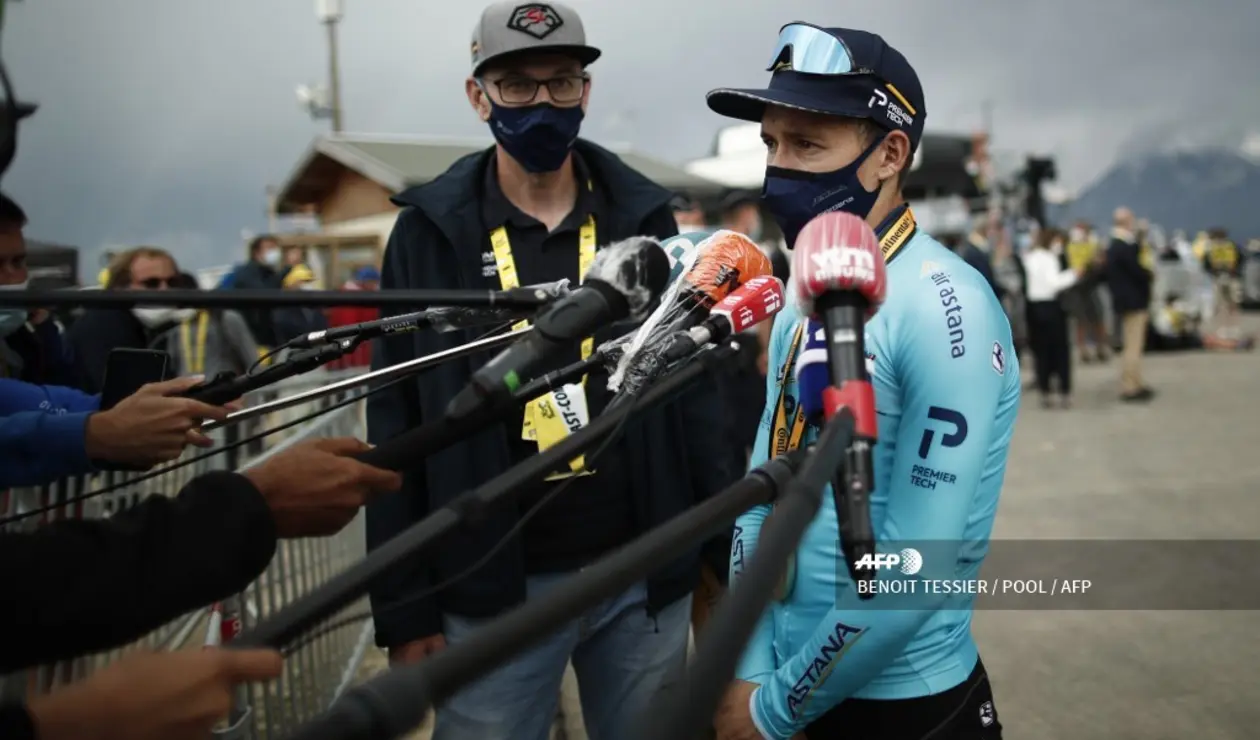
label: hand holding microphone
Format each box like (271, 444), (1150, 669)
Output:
(792, 212), (888, 593)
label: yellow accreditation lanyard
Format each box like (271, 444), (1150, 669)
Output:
(179, 311), (211, 375)
(766, 205), (917, 602)
(489, 213), (598, 479)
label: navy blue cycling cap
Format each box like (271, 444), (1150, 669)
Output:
(707, 24), (926, 147)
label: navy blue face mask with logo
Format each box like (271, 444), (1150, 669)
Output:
(761, 137), (884, 249)
(487, 100), (585, 173)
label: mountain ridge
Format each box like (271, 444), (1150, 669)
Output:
(1054, 148), (1260, 238)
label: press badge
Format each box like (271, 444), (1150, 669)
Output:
(527, 382), (594, 479)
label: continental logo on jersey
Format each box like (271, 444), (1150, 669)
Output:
(786, 621), (865, 718)
(882, 210), (915, 258)
(771, 394), (799, 449)
(930, 271), (966, 358)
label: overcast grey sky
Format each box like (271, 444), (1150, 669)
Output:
(4, 0), (1259, 270)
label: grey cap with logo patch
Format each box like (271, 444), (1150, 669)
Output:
(471, 2), (602, 76)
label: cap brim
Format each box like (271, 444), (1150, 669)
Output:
(475, 45), (602, 75)
(706, 86), (871, 123)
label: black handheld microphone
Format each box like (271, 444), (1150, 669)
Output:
(446, 237), (670, 420)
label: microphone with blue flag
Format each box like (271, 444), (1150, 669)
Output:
(794, 318), (829, 426)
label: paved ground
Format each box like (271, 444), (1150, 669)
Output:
(355, 315), (1260, 740)
(977, 316), (1260, 740)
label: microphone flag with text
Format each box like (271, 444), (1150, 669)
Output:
(791, 211), (888, 591)
(659, 275), (785, 363)
(607, 230), (773, 399)
(446, 236), (670, 421)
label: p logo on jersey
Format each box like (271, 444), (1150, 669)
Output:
(918, 406), (967, 459)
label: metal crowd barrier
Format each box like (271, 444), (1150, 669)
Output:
(0, 366), (376, 739)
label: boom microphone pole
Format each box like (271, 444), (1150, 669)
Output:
(0, 286), (556, 310)
(644, 409), (856, 740)
(232, 342), (737, 651)
(200, 329), (530, 431)
(286, 280), (570, 349)
(286, 449), (807, 740)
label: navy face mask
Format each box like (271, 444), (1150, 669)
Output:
(487, 100), (585, 173)
(761, 137), (884, 249)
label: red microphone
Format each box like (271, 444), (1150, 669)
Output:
(792, 212), (888, 595)
(792, 212), (887, 436)
(660, 276), (785, 362)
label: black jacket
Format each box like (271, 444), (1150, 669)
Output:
(231, 261), (284, 347)
(65, 308), (151, 393)
(365, 141), (737, 648)
(959, 242), (1003, 300)
(2, 320), (84, 389)
(1105, 236), (1152, 314)
(0, 471), (276, 673)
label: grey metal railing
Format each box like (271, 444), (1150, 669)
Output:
(0, 366), (374, 739)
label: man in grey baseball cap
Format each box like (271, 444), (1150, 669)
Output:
(471, 0), (601, 76)
(366, 4), (736, 740)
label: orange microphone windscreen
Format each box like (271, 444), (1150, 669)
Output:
(682, 231), (773, 304)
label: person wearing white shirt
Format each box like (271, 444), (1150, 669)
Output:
(1024, 228), (1081, 408)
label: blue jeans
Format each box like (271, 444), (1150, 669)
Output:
(432, 576), (691, 740)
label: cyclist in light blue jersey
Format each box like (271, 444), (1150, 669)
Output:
(707, 24), (1021, 740)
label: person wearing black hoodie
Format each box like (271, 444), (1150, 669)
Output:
(66, 246), (188, 393)
(364, 4), (736, 738)
(229, 235), (285, 349)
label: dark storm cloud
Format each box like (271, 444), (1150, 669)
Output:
(3, 0), (1257, 270)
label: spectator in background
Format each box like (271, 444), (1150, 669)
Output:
(720, 191), (785, 378)
(1064, 221), (1110, 363)
(327, 265), (381, 369)
(715, 191), (767, 455)
(283, 245), (306, 269)
(1105, 207), (1154, 402)
(1024, 229), (1079, 408)
(230, 235), (284, 349)
(1202, 227), (1245, 339)
(157, 272), (260, 379)
(955, 217), (1003, 299)
(271, 264), (327, 348)
(281, 244), (307, 285)
(0, 194), (82, 388)
(670, 192), (707, 231)
(96, 250), (116, 288)
(67, 246), (190, 393)
(719, 191), (763, 242)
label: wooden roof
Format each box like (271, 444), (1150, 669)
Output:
(275, 133), (723, 214)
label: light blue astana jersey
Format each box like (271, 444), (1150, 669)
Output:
(734, 209), (1022, 738)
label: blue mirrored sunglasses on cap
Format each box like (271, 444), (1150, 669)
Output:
(766, 22), (875, 76)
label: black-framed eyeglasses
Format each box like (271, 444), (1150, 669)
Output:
(480, 74), (589, 105)
(138, 277), (173, 289)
